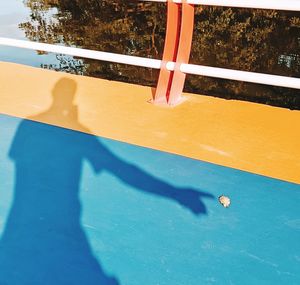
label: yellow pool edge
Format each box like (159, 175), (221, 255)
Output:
(1, 61), (299, 184)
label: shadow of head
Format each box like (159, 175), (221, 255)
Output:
(48, 77), (84, 128)
(30, 77), (87, 131)
(52, 77), (77, 109)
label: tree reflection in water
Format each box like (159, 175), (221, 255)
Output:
(20, 1), (300, 108)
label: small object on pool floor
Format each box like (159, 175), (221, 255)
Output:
(219, 195), (231, 208)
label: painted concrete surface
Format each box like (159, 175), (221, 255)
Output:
(0, 62), (300, 184)
(0, 113), (300, 285)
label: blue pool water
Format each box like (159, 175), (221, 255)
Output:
(0, 113), (299, 285)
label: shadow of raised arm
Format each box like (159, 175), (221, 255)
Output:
(101, 149), (214, 216)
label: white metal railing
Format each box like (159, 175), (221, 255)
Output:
(1, 0), (300, 90)
(142, 0), (300, 11)
(1, 37), (299, 90)
(0, 38), (161, 69)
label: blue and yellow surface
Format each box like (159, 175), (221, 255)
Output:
(0, 62), (300, 284)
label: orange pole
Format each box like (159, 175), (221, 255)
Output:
(168, 1), (195, 105)
(153, 0), (181, 104)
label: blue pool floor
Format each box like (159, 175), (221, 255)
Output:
(0, 113), (299, 285)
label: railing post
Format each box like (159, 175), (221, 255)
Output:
(153, 0), (181, 104)
(153, 0), (195, 106)
(168, 1), (195, 105)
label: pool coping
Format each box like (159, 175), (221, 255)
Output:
(1, 61), (299, 184)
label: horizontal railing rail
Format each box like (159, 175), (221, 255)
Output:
(1, 37), (299, 90)
(142, 0), (300, 11)
(0, 38), (161, 69)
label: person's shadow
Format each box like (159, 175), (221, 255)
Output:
(0, 78), (214, 285)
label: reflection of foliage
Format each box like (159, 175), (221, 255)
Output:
(41, 54), (86, 75)
(21, 0), (165, 56)
(189, 7), (300, 108)
(20, 0), (300, 109)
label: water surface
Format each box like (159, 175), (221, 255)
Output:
(0, 0), (299, 108)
